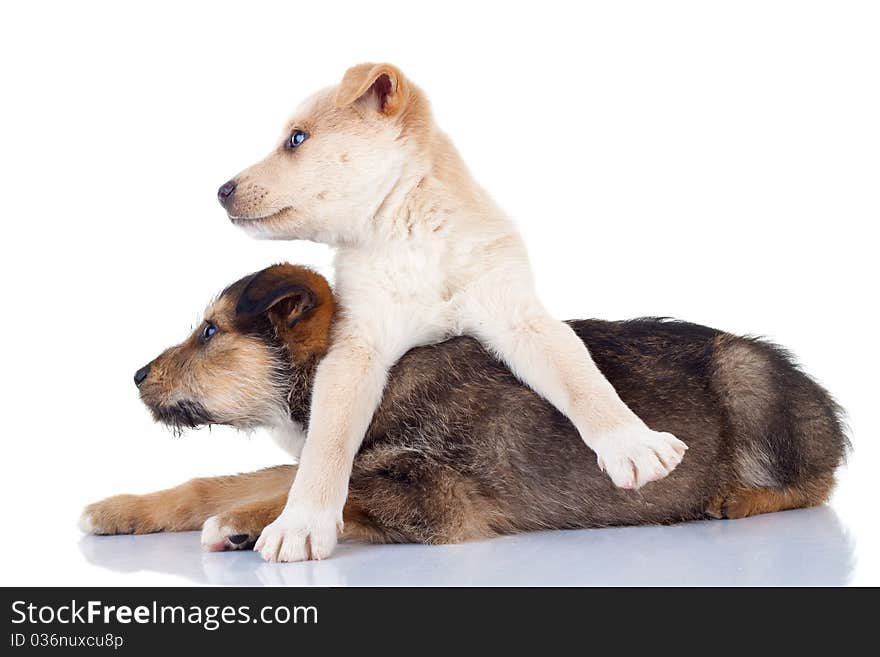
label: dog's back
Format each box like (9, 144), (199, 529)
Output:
(349, 319), (848, 543)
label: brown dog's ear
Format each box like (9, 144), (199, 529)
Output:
(236, 269), (317, 329)
(234, 264), (336, 364)
(335, 63), (408, 116)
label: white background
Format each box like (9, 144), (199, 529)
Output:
(0, 1), (877, 585)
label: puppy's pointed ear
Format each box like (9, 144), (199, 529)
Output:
(335, 63), (409, 116)
(235, 268), (317, 329)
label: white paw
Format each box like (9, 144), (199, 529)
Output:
(200, 515), (256, 552)
(594, 426), (688, 489)
(254, 506), (342, 562)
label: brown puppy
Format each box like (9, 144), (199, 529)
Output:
(80, 265), (848, 557)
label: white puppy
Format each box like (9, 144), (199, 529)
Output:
(218, 63), (687, 562)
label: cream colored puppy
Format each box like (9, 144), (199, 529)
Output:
(218, 63), (688, 562)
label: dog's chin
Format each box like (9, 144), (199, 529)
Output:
(148, 400), (214, 433)
(228, 207), (294, 237)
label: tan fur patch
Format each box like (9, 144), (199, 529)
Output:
(83, 466), (296, 535)
(712, 336), (774, 436)
(707, 473), (835, 519)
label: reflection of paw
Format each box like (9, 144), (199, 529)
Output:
(254, 506), (342, 562)
(200, 515), (259, 552)
(595, 427), (688, 489)
(256, 559), (349, 586)
(79, 495), (152, 535)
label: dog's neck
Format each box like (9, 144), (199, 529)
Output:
(350, 131), (509, 247)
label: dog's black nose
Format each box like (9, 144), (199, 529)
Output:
(217, 180), (237, 206)
(134, 365), (151, 387)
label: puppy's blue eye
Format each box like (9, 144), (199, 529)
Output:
(287, 130), (308, 149)
(202, 322), (217, 342)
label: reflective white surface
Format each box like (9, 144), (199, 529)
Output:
(76, 506), (855, 586)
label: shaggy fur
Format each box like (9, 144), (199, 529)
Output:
(81, 265), (848, 555)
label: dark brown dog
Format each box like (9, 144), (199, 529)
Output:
(80, 264), (848, 557)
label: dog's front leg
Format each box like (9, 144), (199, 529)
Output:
(463, 283), (687, 489)
(254, 333), (391, 562)
(80, 465), (296, 536)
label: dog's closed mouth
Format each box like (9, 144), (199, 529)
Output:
(229, 208), (291, 225)
(150, 400), (213, 430)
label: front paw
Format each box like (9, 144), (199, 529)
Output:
(254, 506), (342, 562)
(202, 516), (260, 552)
(79, 495), (152, 535)
(595, 427), (688, 489)
(201, 514), (260, 552)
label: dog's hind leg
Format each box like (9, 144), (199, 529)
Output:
(707, 334), (847, 519)
(342, 447), (503, 545)
(706, 473), (836, 519)
(80, 465), (296, 536)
